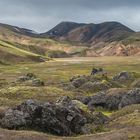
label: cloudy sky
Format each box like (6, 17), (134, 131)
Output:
(0, 0), (140, 33)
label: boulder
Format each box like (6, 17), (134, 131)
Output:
(17, 73), (44, 87)
(32, 78), (44, 87)
(17, 76), (28, 82)
(71, 76), (88, 88)
(70, 75), (81, 82)
(1, 100), (43, 129)
(119, 88), (140, 109)
(1, 109), (28, 129)
(64, 83), (76, 91)
(41, 102), (87, 135)
(78, 96), (92, 105)
(17, 73), (36, 82)
(1, 97), (109, 136)
(80, 88), (140, 110)
(80, 81), (110, 92)
(69, 74), (112, 92)
(87, 89), (124, 110)
(56, 96), (91, 113)
(113, 71), (134, 82)
(90, 68), (107, 77)
(26, 73), (36, 79)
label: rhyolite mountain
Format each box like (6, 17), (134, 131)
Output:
(0, 23), (64, 64)
(0, 23), (39, 37)
(42, 22), (85, 37)
(42, 21), (135, 45)
(0, 21), (140, 64)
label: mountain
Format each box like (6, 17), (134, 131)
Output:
(0, 21), (139, 63)
(42, 22), (85, 37)
(98, 32), (140, 56)
(0, 23), (50, 64)
(0, 23), (82, 63)
(43, 21), (134, 45)
(0, 23), (39, 37)
(0, 40), (49, 64)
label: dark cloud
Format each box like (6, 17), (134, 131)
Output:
(0, 0), (140, 32)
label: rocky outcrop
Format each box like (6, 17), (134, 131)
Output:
(32, 78), (44, 86)
(99, 42), (140, 56)
(71, 76), (88, 88)
(67, 73), (122, 93)
(17, 73), (44, 87)
(1, 97), (109, 136)
(113, 71), (135, 82)
(80, 88), (140, 110)
(79, 81), (110, 92)
(69, 74), (111, 92)
(119, 88), (140, 108)
(66, 71), (139, 94)
(17, 73), (37, 82)
(44, 21), (134, 45)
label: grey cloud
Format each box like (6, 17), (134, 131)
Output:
(3, 0), (140, 9)
(0, 0), (140, 32)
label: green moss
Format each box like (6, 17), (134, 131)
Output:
(95, 108), (113, 117)
(72, 100), (90, 113)
(101, 80), (109, 84)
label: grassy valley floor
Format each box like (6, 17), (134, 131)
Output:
(0, 56), (140, 140)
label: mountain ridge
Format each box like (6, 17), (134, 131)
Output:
(42, 21), (135, 45)
(0, 21), (139, 63)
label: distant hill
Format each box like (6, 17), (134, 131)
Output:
(43, 22), (85, 37)
(0, 23), (82, 63)
(0, 23), (50, 64)
(98, 32), (140, 56)
(0, 23), (39, 37)
(0, 21), (139, 63)
(43, 21), (134, 45)
(0, 40), (48, 64)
